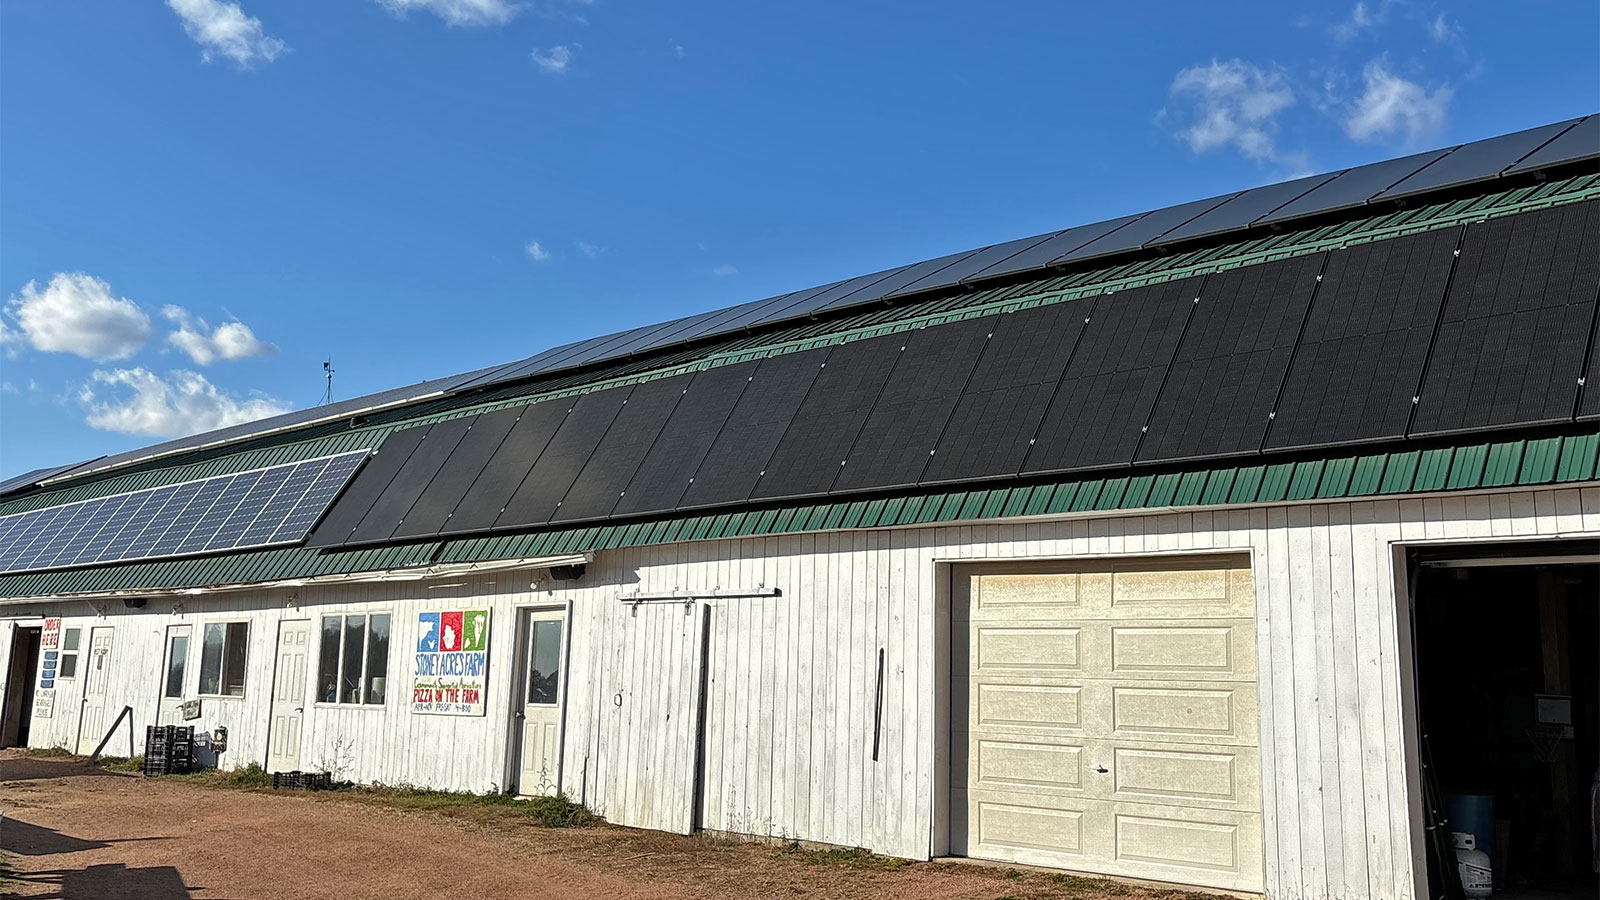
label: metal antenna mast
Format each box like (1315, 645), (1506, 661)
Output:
(321, 358), (335, 405)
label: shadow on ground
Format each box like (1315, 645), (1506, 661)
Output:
(5, 863), (199, 899)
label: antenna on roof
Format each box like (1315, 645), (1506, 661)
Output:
(321, 358), (335, 406)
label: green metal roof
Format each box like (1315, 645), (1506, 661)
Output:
(3, 430), (1593, 601)
(4, 171), (1596, 520)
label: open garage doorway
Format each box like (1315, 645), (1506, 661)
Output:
(1410, 540), (1599, 900)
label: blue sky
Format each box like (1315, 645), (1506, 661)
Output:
(2, 0), (1596, 478)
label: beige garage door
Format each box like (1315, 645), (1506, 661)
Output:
(951, 556), (1262, 892)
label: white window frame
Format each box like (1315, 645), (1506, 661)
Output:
(197, 620), (251, 699)
(57, 626), (82, 679)
(314, 611), (392, 709)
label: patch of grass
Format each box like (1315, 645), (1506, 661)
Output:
(95, 755), (144, 773)
(781, 845), (913, 870)
(173, 763), (276, 790)
(1004, 867), (1024, 879)
(353, 786), (599, 828)
(1048, 872), (1134, 896)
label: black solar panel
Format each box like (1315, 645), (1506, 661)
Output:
(309, 426), (430, 545)
(1411, 201), (1600, 435)
(552, 375), (690, 523)
(962, 216), (1145, 284)
(0, 453), (367, 573)
(1155, 173), (1340, 243)
(1376, 120), (1580, 201)
(390, 406), (523, 539)
(833, 317), (995, 492)
(1258, 149), (1451, 224)
(751, 334), (905, 501)
(815, 250), (977, 309)
(1023, 277), (1204, 475)
(1266, 227), (1462, 450)
(921, 299), (1098, 484)
(348, 416), (475, 543)
(614, 362), (756, 517)
(1137, 255), (1326, 463)
(889, 233), (1060, 295)
(679, 347), (831, 509)
(1506, 115), (1598, 174)
(1056, 197), (1238, 263)
(433, 399), (571, 535)
(1580, 306), (1600, 421)
(495, 386), (634, 528)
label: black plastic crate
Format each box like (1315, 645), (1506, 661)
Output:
(272, 770), (332, 791)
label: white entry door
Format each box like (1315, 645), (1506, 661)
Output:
(157, 625), (191, 725)
(516, 609), (566, 796)
(266, 620), (310, 773)
(76, 627), (115, 754)
(953, 557), (1263, 892)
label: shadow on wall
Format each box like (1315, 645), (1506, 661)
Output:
(5, 863), (197, 899)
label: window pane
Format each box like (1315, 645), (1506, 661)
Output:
(340, 615), (364, 704)
(59, 654), (78, 679)
(364, 614), (390, 705)
(63, 628), (80, 651)
(199, 623), (224, 695)
(221, 622), (249, 696)
(528, 620), (561, 705)
(164, 635), (188, 698)
(318, 617), (342, 703)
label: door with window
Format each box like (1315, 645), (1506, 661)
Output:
(157, 625), (191, 725)
(515, 609), (566, 797)
(75, 627), (114, 754)
(267, 620), (309, 773)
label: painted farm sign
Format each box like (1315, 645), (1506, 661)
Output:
(412, 609), (490, 716)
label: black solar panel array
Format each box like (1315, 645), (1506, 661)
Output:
(1265, 227), (1462, 450)
(1413, 200), (1600, 435)
(301, 201), (1596, 548)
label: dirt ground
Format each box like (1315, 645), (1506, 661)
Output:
(0, 753), (1206, 900)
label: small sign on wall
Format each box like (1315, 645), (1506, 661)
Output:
(41, 618), (61, 650)
(33, 688), (54, 719)
(412, 609), (490, 716)
(181, 699), (202, 721)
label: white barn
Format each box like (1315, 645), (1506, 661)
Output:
(2, 117), (1598, 899)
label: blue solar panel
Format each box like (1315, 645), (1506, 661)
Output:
(0, 451), (368, 574)
(1505, 115), (1598, 173)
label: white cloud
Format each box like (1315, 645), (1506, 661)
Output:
(1163, 60), (1302, 167)
(166, 0), (287, 68)
(1329, 1), (1397, 41)
(711, 264), (737, 277)
(674, 45), (686, 58)
(525, 241), (552, 262)
(532, 44), (575, 75)
(1428, 13), (1464, 45)
(375, 0), (520, 27)
(162, 306), (276, 366)
(6, 273), (151, 362)
(576, 241), (603, 258)
(1345, 58), (1452, 147)
(80, 368), (290, 438)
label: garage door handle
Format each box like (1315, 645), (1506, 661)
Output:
(1093, 765), (1109, 774)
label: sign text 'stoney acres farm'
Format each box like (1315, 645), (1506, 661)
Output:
(412, 609), (489, 715)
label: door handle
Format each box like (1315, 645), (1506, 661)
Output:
(294, 707), (303, 713)
(1093, 765), (1109, 774)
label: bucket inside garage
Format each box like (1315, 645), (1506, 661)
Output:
(1410, 540), (1599, 900)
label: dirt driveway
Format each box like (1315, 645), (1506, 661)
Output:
(0, 754), (1204, 900)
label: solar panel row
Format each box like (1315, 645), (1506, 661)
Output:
(309, 200), (1600, 548)
(448, 117), (1595, 398)
(0, 452), (367, 574)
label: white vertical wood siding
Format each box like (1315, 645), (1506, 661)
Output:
(4, 485), (1597, 900)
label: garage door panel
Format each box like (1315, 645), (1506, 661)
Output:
(975, 737), (1086, 793)
(1108, 742), (1260, 812)
(1109, 681), (1257, 745)
(972, 572), (1085, 619)
(1109, 621), (1254, 679)
(975, 625), (1083, 672)
(973, 681), (1084, 731)
(1114, 808), (1260, 884)
(976, 799), (1088, 860)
